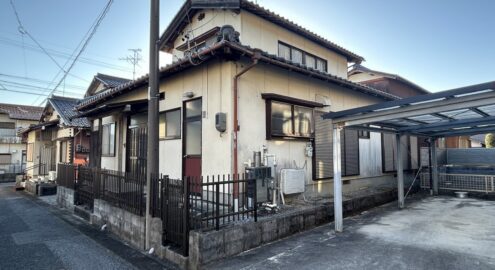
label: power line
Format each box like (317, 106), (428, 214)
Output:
(10, 0), (68, 75)
(44, 0), (114, 104)
(0, 36), (132, 72)
(0, 88), (81, 97)
(0, 73), (86, 90)
(0, 79), (84, 93)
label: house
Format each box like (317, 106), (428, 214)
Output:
(348, 64), (429, 98)
(21, 96), (91, 179)
(75, 0), (423, 201)
(349, 64), (473, 149)
(0, 103), (43, 179)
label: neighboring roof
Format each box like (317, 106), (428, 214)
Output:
(0, 103), (43, 121)
(159, 0), (364, 63)
(349, 64), (429, 95)
(85, 73), (131, 97)
(76, 40), (398, 111)
(47, 96), (90, 128)
(470, 134), (486, 144)
(324, 81), (495, 138)
(19, 119), (59, 135)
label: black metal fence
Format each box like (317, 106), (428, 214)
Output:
(97, 169), (146, 216)
(157, 174), (259, 256)
(56, 163), (76, 189)
(75, 166), (96, 210)
(187, 174), (258, 231)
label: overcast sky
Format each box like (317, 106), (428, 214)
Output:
(1, 0), (494, 106)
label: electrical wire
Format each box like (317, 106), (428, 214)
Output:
(0, 36), (132, 72)
(0, 73), (86, 90)
(44, 0), (114, 103)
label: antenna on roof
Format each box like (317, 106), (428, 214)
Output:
(119, 48), (142, 80)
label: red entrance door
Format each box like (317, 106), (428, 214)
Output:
(183, 98), (202, 193)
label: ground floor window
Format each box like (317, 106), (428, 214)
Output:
(0, 153), (11, 164)
(267, 100), (314, 139)
(101, 123), (116, 157)
(159, 108), (181, 139)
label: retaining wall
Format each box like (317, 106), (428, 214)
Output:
(56, 186), (75, 211)
(190, 188), (400, 269)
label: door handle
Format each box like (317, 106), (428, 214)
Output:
(184, 155), (189, 158)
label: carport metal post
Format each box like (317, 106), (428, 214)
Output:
(396, 134), (405, 209)
(333, 126), (343, 232)
(430, 138), (439, 195)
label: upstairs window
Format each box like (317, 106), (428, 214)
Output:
(277, 41), (328, 72)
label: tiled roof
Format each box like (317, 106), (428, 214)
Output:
(76, 40), (398, 111)
(159, 0), (364, 63)
(349, 64), (430, 95)
(48, 96), (90, 128)
(95, 73), (131, 88)
(0, 103), (43, 121)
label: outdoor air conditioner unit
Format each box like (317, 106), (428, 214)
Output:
(280, 169), (305, 195)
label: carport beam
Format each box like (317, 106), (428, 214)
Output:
(333, 126), (343, 232)
(430, 139), (439, 195)
(396, 134), (405, 209)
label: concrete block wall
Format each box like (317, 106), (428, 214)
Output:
(56, 186), (75, 211)
(189, 188), (400, 269)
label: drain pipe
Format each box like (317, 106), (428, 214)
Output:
(233, 52), (261, 206)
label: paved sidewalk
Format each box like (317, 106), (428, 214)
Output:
(0, 183), (177, 270)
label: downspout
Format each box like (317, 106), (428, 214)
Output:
(233, 51), (261, 199)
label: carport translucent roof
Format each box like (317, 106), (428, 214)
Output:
(323, 81), (495, 138)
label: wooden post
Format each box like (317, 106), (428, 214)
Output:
(333, 126), (343, 232)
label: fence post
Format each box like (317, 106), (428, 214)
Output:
(183, 177), (190, 256)
(492, 176), (494, 192)
(254, 177), (258, 222)
(215, 181), (220, 231)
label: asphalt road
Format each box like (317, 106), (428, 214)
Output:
(206, 195), (495, 270)
(0, 182), (176, 270)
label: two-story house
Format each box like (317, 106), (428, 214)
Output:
(21, 96), (91, 180)
(0, 103), (43, 180)
(75, 0), (420, 200)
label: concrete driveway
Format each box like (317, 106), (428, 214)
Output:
(206, 194), (495, 270)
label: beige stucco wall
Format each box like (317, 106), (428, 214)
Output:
(95, 60), (234, 178)
(172, 9), (241, 59)
(170, 9), (349, 78)
(236, 61), (387, 197)
(240, 11), (349, 78)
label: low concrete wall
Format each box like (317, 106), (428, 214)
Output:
(88, 199), (190, 268)
(190, 188), (400, 269)
(56, 186), (75, 211)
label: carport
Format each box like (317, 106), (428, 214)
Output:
(323, 81), (495, 232)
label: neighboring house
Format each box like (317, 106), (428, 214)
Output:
(348, 64), (429, 98)
(0, 103), (43, 176)
(349, 64), (474, 149)
(75, 0), (422, 199)
(84, 73), (131, 98)
(470, 134), (486, 148)
(21, 96), (91, 179)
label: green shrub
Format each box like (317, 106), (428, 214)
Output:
(486, 133), (495, 148)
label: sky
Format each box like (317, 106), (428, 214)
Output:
(0, 0), (494, 106)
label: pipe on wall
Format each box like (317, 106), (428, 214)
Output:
(232, 51), (261, 197)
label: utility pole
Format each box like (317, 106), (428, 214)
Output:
(119, 48), (142, 80)
(145, 0), (159, 251)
